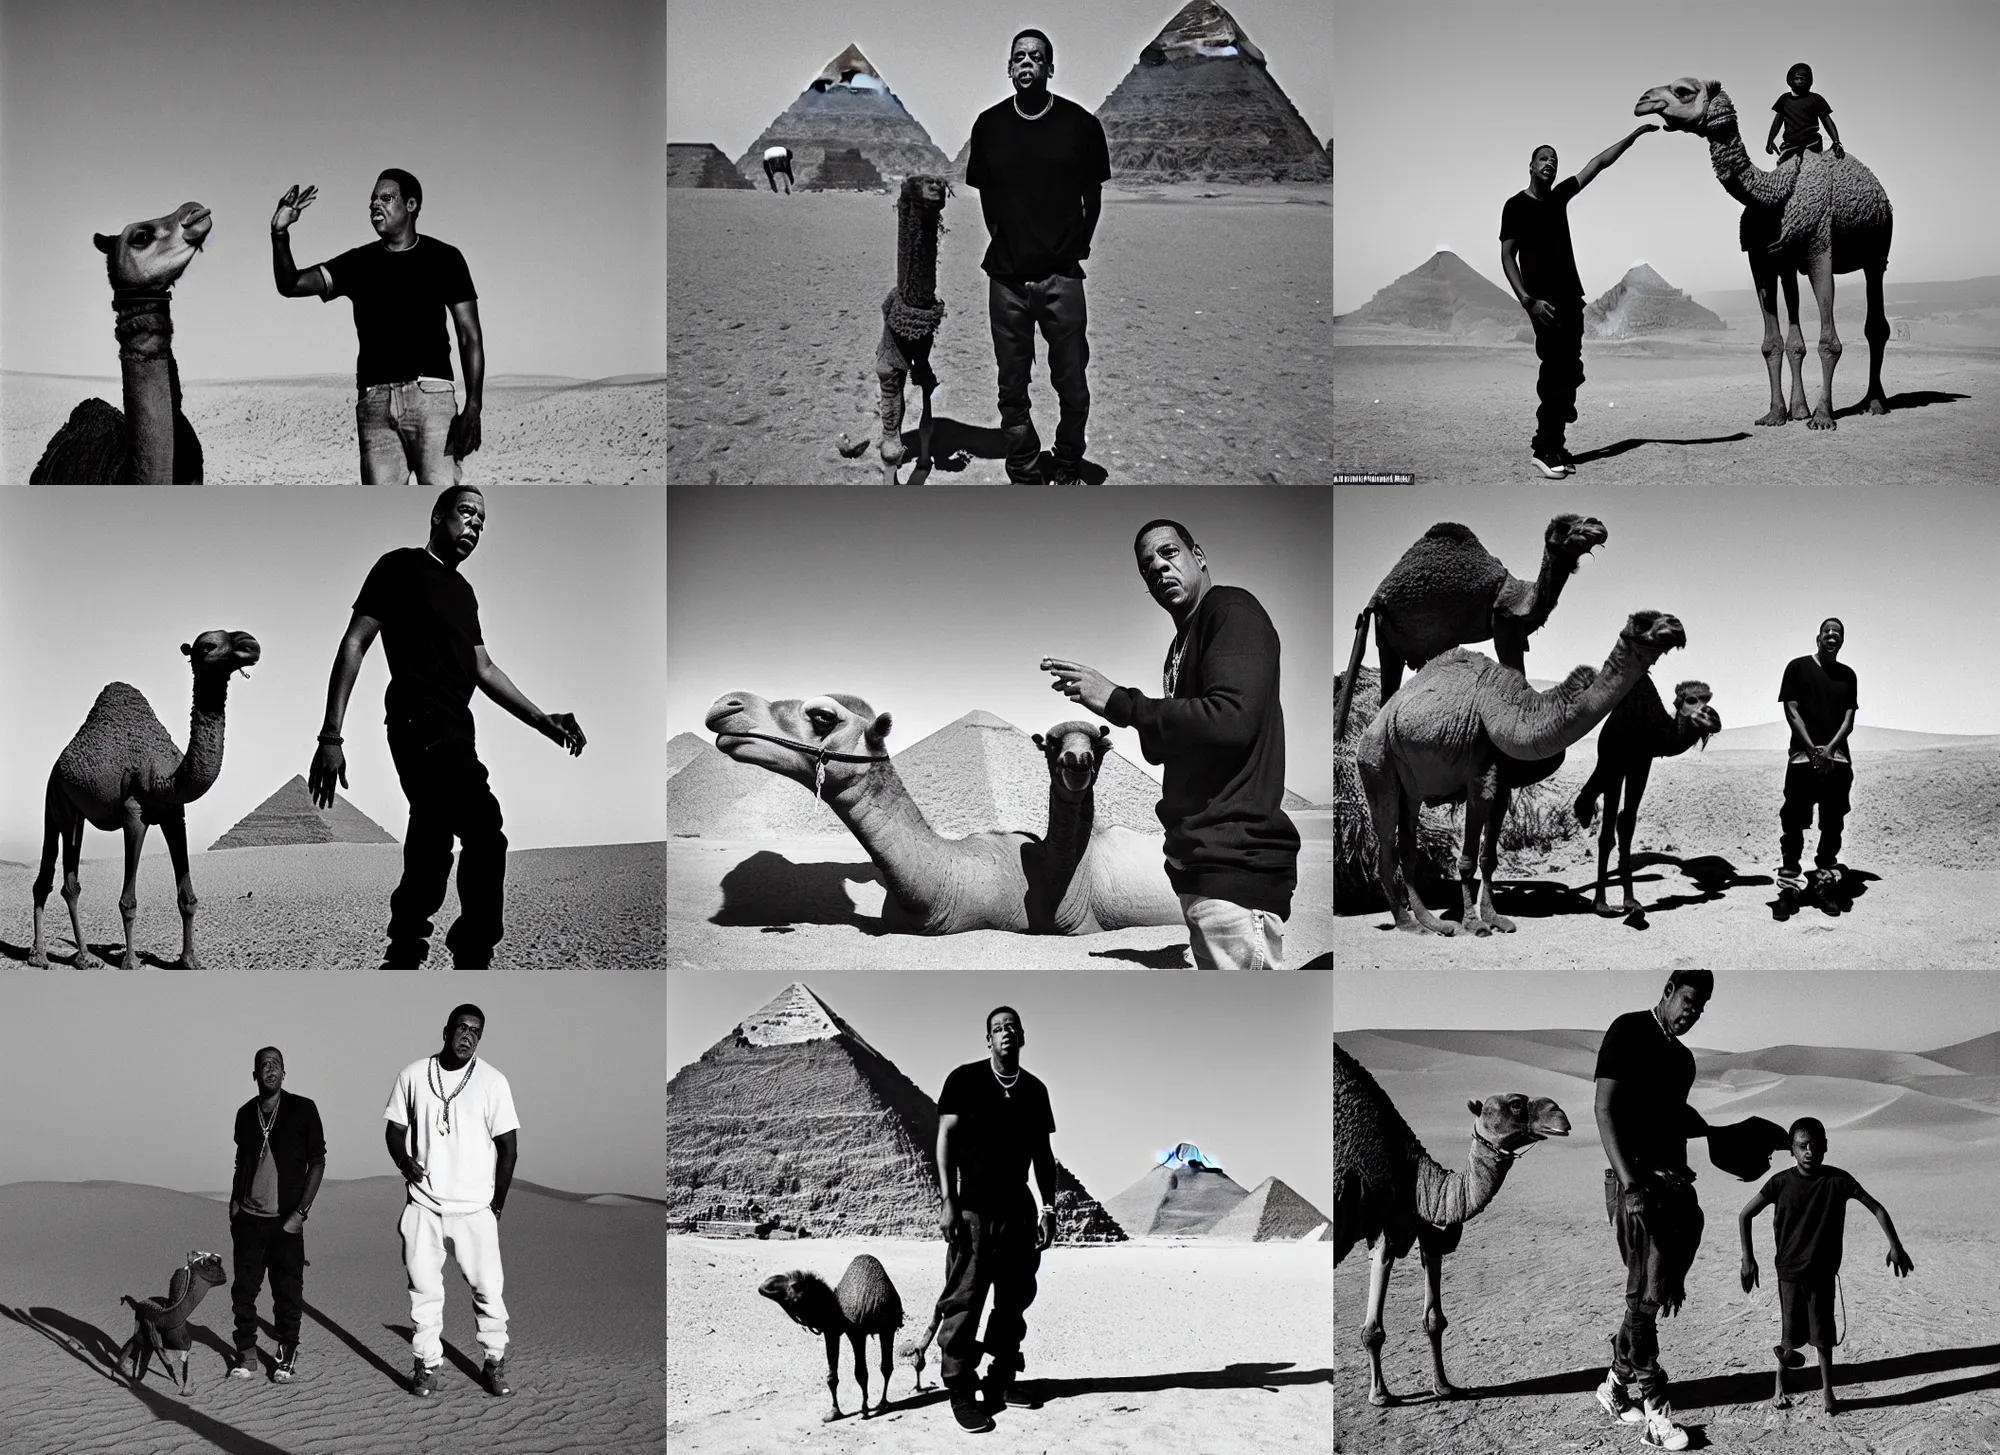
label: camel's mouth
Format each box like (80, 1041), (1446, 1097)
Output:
(1057, 764), (1096, 793)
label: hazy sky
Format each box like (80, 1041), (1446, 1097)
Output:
(0, 488), (666, 861)
(0, 0), (664, 379)
(0, 973), (665, 1197)
(1333, 0), (2000, 312)
(1335, 969), (2000, 1054)
(1333, 484), (2000, 735)
(666, 0), (1331, 165)
(670, 970), (1333, 1214)
(668, 487), (1334, 802)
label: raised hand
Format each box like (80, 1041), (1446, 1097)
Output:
(271, 184), (317, 234)
(1040, 657), (1115, 716)
(308, 741), (348, 808)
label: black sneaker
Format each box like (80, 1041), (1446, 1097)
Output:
(1530, 453), (1567, 479)
(411, 1359), (438, 1398)
(985, 1375), (1042, 1410)
(482, 1356), (513, 1397)
(950, 1388), (995, 1432)
(1554, 447), (1579, 474)
(1046, 456), (1084, 487)
(273, 1343), (298, 1384)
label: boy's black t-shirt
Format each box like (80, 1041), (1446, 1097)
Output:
(1761, 1164), (1863, 1279)
(938, 1060), (1054, 1209)
(1772, 91), (1833, 148)
(353, 547), (484, 741)
(965, 95), (1111, 283)
(1499, 177), (1584, 304)
(1592, 1009), (1697, 1175)
(320, 237), (478, 388)
(1778, 654), (1859, 760)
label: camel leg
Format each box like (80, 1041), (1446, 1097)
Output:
(1456, 794), (1487, 935)
(1377, 654), (1405, 710)
(1614, 759), (1650, 914)
(1750, 253), (1790, 426)
(1363, 1240), (1397, 1406)
(878, 361), (908, 485)
(1333, 609), (1372, 742)
(60, 810), (102, 970)
(850, 1329), (873, 1417)
(118, 801), (146, 971)
(1780, 266), (1812, 421)
(874, 1330), (894, 1413)
(1476, 782), (1517, 934)
(1861, 266), (1890, 414)
(1592, 774), (1623, 915)
(822, 1328), (843, 1421)
(1420, 1241), (1460, 1399)
(1398, 783), (1456, 936)
(904, 379), (936, 488)
(1807, 252), (1841, 430)
(160, 812), (202, 970)
(29, 802), (60, 968)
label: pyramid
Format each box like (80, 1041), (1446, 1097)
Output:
(1335, 251), (1523, 335)
(665, 731), (709, 779)
(209, 775), (397, 850)
(667, 983), (1126, 1240)
(666, 142), (753, 189)
(1092, 2), (1330, 184)
(1103, 1144), (1251, 1236)
(801, 146), (886, 192)
(1585, 263), (1726, 338)
(1205, 1175), (1331, 1241)
(734, 44), (951, 187)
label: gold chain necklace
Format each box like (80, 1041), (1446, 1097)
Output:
(1013, 92), (1054, 121)
(429, 1056), (477, 1135)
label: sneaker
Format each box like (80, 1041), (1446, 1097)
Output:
(950, 1388), (995, 1432)
(482, 1357), (513, 1398)
(411, 1359), (438, 1398)
(1594, 1372), (1643, 1424)
(1640, 1401), (1690, 1450)
(983, 1374), (1042, 1410)
(273, 1343), (297, 1383)
(228, 1348), (257, 1380)
(1046, 457), (1084, 487)
(1777, 864), (1804, 890)
(1531, 453), (1568, 479)
(1554, 447), (1579, 474)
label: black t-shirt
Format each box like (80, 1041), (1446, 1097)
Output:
(320, 237), (477, 388)
(1593, 1009), (1697, 1174)
(1772, 91), (1832, 148)
(938, 1060), (1054, 1209)
(231, 1093), (327, 1219)
(1761, 1165), (1862, 1279)
(1499, 177), (1584, 303)
(353, 547), (484, 741)
(1778, 654), (1859, 759)
(965, 95), (1111, 282)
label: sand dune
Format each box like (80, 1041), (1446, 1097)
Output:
(0, 1178), (662, 1455)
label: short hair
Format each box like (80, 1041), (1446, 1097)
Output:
(1133, 518), (1199, 556)
(377, 168), (423, 212)
(431, 484), (483, 523)
(253, 1046), (284, 1068)
(986, 1005), (1022, 1035)
(1788, 1116), (1826, 1142)
(1788, 62), (1813, 86)
(1818, 616), (1844, 633)
(1010, 29), (1054, 66)
(1530, 143), (1557, 162)
(1664, 968), (1714, 997)
(446, 1003), (486, 1032)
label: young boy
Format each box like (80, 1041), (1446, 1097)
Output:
(1765, 63), (1845, 167)
(1738, 1117), (1913, 1412)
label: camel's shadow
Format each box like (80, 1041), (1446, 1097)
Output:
(712, 851), (887, 931)
(1417, 854), (1774, 929)
(0, 937), (185, 969)
(1835, 388), (1968, 418)
(890, 418), (1109, 484)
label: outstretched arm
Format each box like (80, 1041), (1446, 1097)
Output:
(473, 646), (585, 754)
(1851, 1182), (1913, 1274)
(1575, 124), (1658, 190)
(270, 185), (327, 297)
(446, 300), (484, 460)
(310, 612), (381, 808)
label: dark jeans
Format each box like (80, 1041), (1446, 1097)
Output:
(990, 273), (1090, 482)
(1530, 302), (1585, 457)
(1780, 760), (1852, 870)
(1604, 1169), (1703, 1404)
(937, 1195), (1042, 1389)
(386, 725), (507, 967)
(231, 1213), (304, 1350)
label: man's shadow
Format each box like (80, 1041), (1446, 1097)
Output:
(300, 1298), (407, 1390)
(1026, 1361), (1330, 1403)
(892, 422), (1110, 484)
(1088, 944), (1191, 968)
(1771, 864), (1878, 921)
(1569, 432), (1751, 464)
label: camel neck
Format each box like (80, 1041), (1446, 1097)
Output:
(1411, 1131), (1513, 1228)
(1526, 547), (1578, 632)
(1479, 629), (1659, 762)
(1704, 104), (1792, 211)
(173, 675), (231, 804)
(1036, 779), (1095, 915)
(828, 762), (962, 929)
(113, 291), (179, 485)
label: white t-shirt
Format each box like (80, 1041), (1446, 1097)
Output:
(383, 1056), (520, 1217)
(764, 146), (792, 162)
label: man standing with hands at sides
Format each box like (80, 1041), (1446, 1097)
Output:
(309, 485), (586, 968)
(228, 1047), (324, 1386)
(385, 1005), (519, 1400)
(269, 172), (483, 485)
(1777, 618), (1858, 893)
(936, 1007), (1059, 1434)
(1041, 520), (1298, 969)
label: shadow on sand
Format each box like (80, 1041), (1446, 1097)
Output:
(1570, 432), (1751, 463)
(712, 851), (885, 930)
(888, 418), (1110, 485)
(387, 1323), (488, 1389)
(301, 1298), (406, 1390)
(0, 938), (188, 969)
(1369, 855), (1776, 931)
(1027, 1362), (1331, 1403)
(1834, 389), (1969, 418)
(1087, 943), (1190, 968)
(1770, 864), (1879, 922)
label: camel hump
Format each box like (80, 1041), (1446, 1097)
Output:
(28, 397), (132, 484)
(1419, 522), (1480, 546)
(833, 1254), (904, 1332)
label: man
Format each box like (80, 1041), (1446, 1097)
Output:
(965, 29), (1110, 486)
(1499, 127), (1655, 477)
(228, 1047), (324, 1385)
(935, 1006), (1059, 1434)
(308, 485), (586, 967)
(1593, 969), (1714, 1452)
(1041, 520), (1298, 969)
(383, 1004), (519, 1399)
(1778, 618), (1858, 891)
(270, 171), (483, 485)
(762, 145), (794, 194)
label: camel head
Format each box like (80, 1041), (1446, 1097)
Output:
(1467, 1093), (1571, 1153)
(758, 1270), (839, 1334)
(1673, 679), (1721, 745)
(1546, 513), (1608, 568)
(1034, 721), (1110, 796)
(705, 691), (892, 793)
(181, 630), (261, 681)
(95, 202), (213, 291)
(185, 1251), (227, 1289)
(1634, 78), (1730, 137)
(1619, 610), (1688, 662)
(899, 173), (952, 212)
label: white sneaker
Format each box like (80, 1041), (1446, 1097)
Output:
(1641, 1401), (1690, 1450)
(1595, 1372), (1644, 1424)
(1531, 453), (1567, 479)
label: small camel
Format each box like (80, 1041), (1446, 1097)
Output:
(705, 692), (1182, 934)
(1028, 719), (1182, 934)
(877, 175), (951, 485)
(119, 1250), (227, 1395)
(759, 1256), (906, 1421)
(1574, 676), (1721, 916)
(1334, 515), (1608, 742)
(1358, 611), (1689, 936)
(31, 630), (260, 969)
(1335, 1043), (1570, 1405)
(31, 202), (211, 484)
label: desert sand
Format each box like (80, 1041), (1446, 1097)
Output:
(1335, 1029), (2000, 1453)
(665, 186), (1332, 484)
(1, 372), (666, 485)
(670, 1233), (1331, 1453)
(667, 814), (1333, 970)
(0, 841), (665, 969)
(1336, 746), (2000, 972)
(0, 1177), (663, 1455)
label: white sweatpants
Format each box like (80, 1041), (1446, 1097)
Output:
(398, 1202), (508, 1365)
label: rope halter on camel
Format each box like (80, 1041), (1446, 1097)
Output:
(720, 729), (891, 802)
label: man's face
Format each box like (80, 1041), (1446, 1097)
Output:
(1816, 619), (1844, 656)
(1009, 35), (1052, 92)
(1530, 147), (1558, 187)
(1136, 527), (1205, 612)
(1791, 1127), (1827, 1174)
(987, 1012), (1024, 1062)
(1659, 983), (1709, 1036)
(434, 491), (486, 561)
(1788, 70), (1810, 94)
(371, 178), (413, 236)
(444, 1013), (484, 1061)
(254, 1051), (285, 1095)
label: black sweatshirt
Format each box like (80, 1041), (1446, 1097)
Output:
(1103, 585), (1299, 917)
(230, 1093), (326, 1219)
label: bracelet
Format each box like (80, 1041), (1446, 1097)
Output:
(318, 734), (343, 745)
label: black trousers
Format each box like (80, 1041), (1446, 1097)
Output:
(1529, 303), (1585, 456)
(231, 1213), (305, 1350)
(386, 726), (507, 967)
(936, 1196), (1042, 1389)
(1604, 1170), (1703, 1404)
(990, 274), (1090, 482)
(1780, 760), (1852, 870)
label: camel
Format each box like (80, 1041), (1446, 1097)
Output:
(704, 692), (1182, 935)
(760, 1256), (906, 1421)
(1635, 78), (1892, 430)
(877, 175), (951, 485)
(1334, 1043), (1571, 1405)
(1028, 719), (1182, 933)
(1574, 676), (1721, 916)
(1358, 611), (1690, 936)
(1333, 515), (1608, 742)
(118, 1250), (227, 1395)
(30, 630), (261, 970)
(31, 202), (212, 484)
